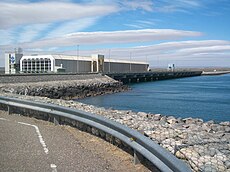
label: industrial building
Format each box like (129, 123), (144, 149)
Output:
(5, 51), (23, 74)
(5, 53), (149, 74)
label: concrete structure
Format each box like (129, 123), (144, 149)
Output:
(19, 54), (149, 73)
(168, 64), (175, 72)
(0, 67), (5, 74)
(107, 71), (202, 83)
(104, 58), (148, 73)
(5, 51), (23, 74)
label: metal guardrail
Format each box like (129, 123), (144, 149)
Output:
(0, 96), (191, 172)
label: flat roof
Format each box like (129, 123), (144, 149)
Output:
(104, 58), (148, 65)
(20, 54), (148, 65)
(52, 55), (92, 61)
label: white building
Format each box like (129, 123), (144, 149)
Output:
(5, 52), (23, 74)
(168, 64), (175, 72)
(20, 54), (149, 73)
(6, 53), (149, 74)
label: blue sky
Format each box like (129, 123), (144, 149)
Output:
(0, 0), (230, 67)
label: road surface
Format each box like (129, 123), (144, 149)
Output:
(0, 110), (149, 172)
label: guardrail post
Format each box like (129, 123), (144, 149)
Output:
(134, 129), (145, 165)
(7, 105), (10, 115)
(134, 150), (142, 165)
(53, 116), (60, 125)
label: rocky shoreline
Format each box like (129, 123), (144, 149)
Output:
(0, 74), (129, 99)
(0, 92), (229, 172)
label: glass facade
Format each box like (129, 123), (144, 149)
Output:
(22, 58), (51, 73)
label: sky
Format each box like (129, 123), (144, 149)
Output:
(0, 0), (230, 67)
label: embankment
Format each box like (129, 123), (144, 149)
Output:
(0, 74), (128, 99)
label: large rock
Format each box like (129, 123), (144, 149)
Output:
(175, 147), (199, 160)
(199, 155), (226, 172)
(200, 162), (218, 172)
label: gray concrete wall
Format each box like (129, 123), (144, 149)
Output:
(55, 59), (91, 73)
(104, 62), (148, 73)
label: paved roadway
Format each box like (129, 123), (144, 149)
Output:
(0, 73), (103, 84)
(0, 110), (149, 172)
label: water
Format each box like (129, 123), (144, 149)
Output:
(78, 74), (230, 122)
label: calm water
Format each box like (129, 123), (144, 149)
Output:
(78, 74), (230, 122)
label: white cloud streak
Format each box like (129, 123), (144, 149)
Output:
(0, 1), (118, 29)
(154, 0), (201, 11)
(45, 18), (98, 39)
(119, 0), (154, 12)
(17, 23), (51, 43)
(1, 29), (202, 49)
(0, 1), (120, 46)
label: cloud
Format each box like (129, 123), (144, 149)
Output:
(152, 0), (200, 13)
(153, 0), (230, 15)
(17, 23), (51, 43)
(1, 29), (202, 49)
(119, 0), (154, 12)
(44, 18), (98, 39)
(124, 19), (157, 29)
(0, 1), (118, 29)
(0, 30), (14, 45)
(0, 0), (157, 46)
(0, 1), (120, 46)
(0, 0), (156, 30)
(177, 45), (230, 54)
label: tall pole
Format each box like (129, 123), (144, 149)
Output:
(129, 52), (132, 72)
(77, 45), (79, 73)
(146, 55), (148, 71)
(109, 49), (111, 73)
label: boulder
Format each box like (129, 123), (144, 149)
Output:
(175, 147), (199, 160)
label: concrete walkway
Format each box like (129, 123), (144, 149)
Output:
(0, 110), (149, 172)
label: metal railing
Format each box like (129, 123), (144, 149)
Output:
(0, 96), (191, 172)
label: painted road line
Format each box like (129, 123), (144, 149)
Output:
(50, 164), (57, 172)
(17, 121), (58, 171)
(18, 121), (49, 154)
(0, 117), (10, 121)
(0, 116), (57, 171)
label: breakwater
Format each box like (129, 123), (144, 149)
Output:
(0, 74), (128, 99)
(0, 92), (229, 172)
(106, 71), (202, 83)
(0, 71), (201, 99)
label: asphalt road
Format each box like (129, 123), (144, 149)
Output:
(0, 110), (149, 172)
(0, 73), (104, 84)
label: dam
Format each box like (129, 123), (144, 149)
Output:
(106, 71), (202, 83)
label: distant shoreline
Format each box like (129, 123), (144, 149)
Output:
(202, 71), (230, 75)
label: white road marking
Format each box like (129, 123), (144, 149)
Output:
(0, 117), (10, 121)
(50, 164), (57, 172)
(18, 122), (49, 154)
(1, 116), (57, 171)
